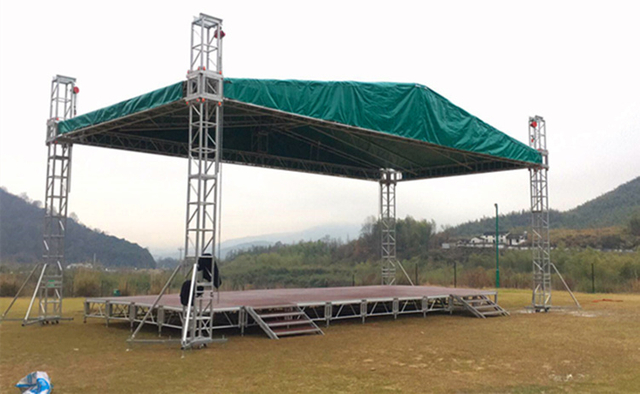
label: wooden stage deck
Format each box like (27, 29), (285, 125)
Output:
(84, 285), (504, 338)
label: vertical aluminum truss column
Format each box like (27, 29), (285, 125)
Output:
(182, 13), (224, 349)
(380, 170), (398, 285)
(25, 75), (77, 325)
(379, 170), (414, 286)
(528, 115), (551, 311)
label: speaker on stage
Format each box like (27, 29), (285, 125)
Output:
(180, 280), (204, 307)
(197, 254), (222, 289)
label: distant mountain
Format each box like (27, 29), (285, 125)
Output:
(149, 223), (362, 259)
(0, 188), (155, 268)
(219, 241), (273, 260)
(217, 223), (361, 259)
(561, 176), (640, 228)
(451, 175), (640, 236)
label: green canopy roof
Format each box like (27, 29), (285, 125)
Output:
(58, 78), (541, 181)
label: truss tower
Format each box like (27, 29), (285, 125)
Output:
(529, 116), (551, 311)
(380, 170), (414, 286)
(27, 76), (76, 324)
(380, 170), (398, 285)
(182, 13), (225, 349)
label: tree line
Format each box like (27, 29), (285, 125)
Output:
(2, 214), (638, 297)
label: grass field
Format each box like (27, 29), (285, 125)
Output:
(1, 290), (639, 393)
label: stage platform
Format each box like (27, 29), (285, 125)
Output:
(84, 285), (505, 338)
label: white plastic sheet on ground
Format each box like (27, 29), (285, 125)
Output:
(15, 371), (52, 393)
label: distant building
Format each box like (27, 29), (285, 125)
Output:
(66, 262), (94, 270)
(445, 231), (528, 249)
(482, 231), (510, 244)
(506, 231), (527, 246)
(469, 236), (485, 245)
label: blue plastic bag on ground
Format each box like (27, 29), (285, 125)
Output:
(15, 371), (52, 393)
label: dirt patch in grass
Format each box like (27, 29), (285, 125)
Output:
(1, 290), (639, 393)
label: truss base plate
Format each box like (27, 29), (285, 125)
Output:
(21, 316), (74, 326)
(181, 337), (228, 350)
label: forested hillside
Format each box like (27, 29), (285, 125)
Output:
(222, 216), (434, 288)
(451, 175), (640, 236)
(3, 202), (638, 296)
(221, 223), (639, 294)
(562, 175), (640, 228)
(0, 188), (155, 268)
(217, 177), (640, 293)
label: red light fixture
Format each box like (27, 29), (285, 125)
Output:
(214, 30), (226, 39)
(73, 86), (80, 94)
(530, 121), (537, 128)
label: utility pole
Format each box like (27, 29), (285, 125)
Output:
(495, 203), (500, 289)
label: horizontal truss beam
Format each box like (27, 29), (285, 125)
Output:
(62, 130), (530, 182)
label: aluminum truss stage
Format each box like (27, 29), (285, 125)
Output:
(84, 285), (505, 339)
(3, 12), (572, 350)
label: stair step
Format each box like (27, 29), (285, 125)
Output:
(463, 298), (490, 303)
(453, 294), (508, 319)
(481, 310), (508, 317)
(272, 326), (321, 337)
(465, 302), (492, 307)
(246, 305), (324, 339)
(474, 305), (499, 310)
(259, 311), (305, 319)
(267, 319), (314, 328)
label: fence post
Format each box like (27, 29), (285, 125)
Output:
(454, 261), (457, 288)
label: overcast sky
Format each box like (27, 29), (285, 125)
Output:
(1, 1), (639, 257)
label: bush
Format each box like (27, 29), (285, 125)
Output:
(73, 269), (101, 297)
(0, 276), (21, 296)
(461, 267), (493, 288)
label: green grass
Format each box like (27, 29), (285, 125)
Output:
(1, 290), (639, 393)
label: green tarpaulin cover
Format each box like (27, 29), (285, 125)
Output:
(58, 82), (184, 135)
(223, 79), (540, 165)
(58, 78), (541, 167)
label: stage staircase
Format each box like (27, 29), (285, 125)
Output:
(246, 305), (324, 339)
(452, 294), (509, 318)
